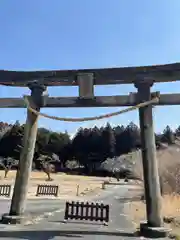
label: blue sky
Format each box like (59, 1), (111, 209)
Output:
(0, 0), (180, 136)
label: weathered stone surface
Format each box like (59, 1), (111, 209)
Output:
(140, 222), (171, 238)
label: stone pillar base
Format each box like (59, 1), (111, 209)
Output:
(1, 213), (26, 224)
(140, 222), (171, 238)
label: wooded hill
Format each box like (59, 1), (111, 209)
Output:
(0, 121), (178, 177)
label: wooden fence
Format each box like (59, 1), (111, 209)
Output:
(36, 184), (59, 197)
(64, 201), (109, 224)
(0, 184), (11, 197)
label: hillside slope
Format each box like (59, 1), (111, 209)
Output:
(122, 141), (180, 180)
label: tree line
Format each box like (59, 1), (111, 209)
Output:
(0, 120), (178, 178)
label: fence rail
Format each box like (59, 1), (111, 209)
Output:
(36, 184), (59, 197)
(64, 201), (109, 224)
(0, 184), (11, 197)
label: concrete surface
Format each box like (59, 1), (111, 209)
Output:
(0, 198), (66, 227)
(0, 184), (169, 239)
(0, 198), (66, 217)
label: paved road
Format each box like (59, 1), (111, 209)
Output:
(0, 185), (169, 239)
(0, 198), (66, 221)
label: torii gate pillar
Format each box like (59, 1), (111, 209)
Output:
(135, 80), (169, 237)
(1, 82), (47, 224)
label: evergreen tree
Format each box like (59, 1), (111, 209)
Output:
(114, 125), (125, 155)
(0, 122), (24, 158)
(102, 123), (116, 159)
(162, 125), (175, 145)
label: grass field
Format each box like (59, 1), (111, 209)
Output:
(0, 170), (108, 200)
(124, 143), (180, 238)
(126, 194), (180, 238)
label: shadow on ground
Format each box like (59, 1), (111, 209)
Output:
(116, 196), (143, 203)
(51, 220), (105, 225)
(0, 230), (138, 239)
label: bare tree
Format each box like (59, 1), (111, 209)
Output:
(101, 153), (140, 181)
(37, 153), (59, 181)
(0, 157), (18, 178)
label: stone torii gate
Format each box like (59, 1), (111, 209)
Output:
(1, 63), (180, 237)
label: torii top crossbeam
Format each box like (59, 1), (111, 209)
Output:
(0, 62), (180, 87)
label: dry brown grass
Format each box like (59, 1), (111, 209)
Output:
(127, 194), (180, 237)
(0, 170), (108, 200)
(125, 143), (180, 237)
(127, 194), (180, 224)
